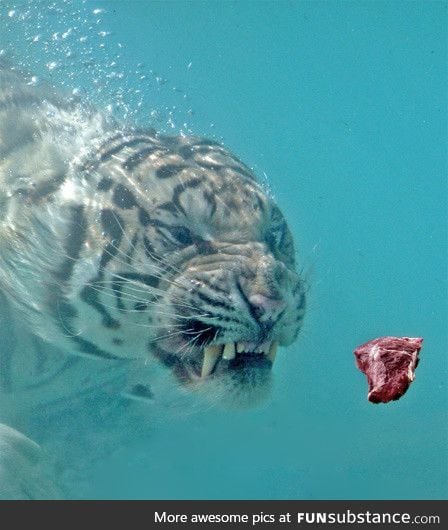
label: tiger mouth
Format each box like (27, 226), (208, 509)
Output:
(152, 314), (279, 385)
(179, 319), (278, 377)
(200, 341), (277, 378)
(153, 339), (278, 384)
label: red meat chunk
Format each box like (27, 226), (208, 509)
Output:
(354, 336), (423, 403)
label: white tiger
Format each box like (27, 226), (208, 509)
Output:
(0, 61), (306, 498)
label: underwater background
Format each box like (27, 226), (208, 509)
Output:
(0, 0), (446, 499)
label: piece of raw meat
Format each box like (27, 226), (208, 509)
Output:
(354, 336), (423, 403)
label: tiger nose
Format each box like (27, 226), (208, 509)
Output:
(248, 294), (287, 323)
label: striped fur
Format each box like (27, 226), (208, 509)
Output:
(0, 62), (306, 496)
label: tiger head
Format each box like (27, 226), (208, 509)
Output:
(0, 65), (305, 409)
(89, 134), (307, 407)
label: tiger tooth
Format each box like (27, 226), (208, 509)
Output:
(222, 342), (236, 360)
(257, 340), (271, 354)
(236, 342), (245, 354)
(246, 341), (257, 352)
(201, 344), (223, 378)
(266, 341), (278, 363)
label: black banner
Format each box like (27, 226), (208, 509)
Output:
(0, 500), (446, 529)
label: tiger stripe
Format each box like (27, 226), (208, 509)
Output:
(76, 209), (124, 329)
(54, 205), (88, 283)
(122, 146), (163, 171)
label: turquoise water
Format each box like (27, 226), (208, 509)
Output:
(1, 0), (447, 499)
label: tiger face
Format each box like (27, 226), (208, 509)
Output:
(152, 232), (305, 407)
(95, 135), (307, 407)
(2, 126), (305, 408)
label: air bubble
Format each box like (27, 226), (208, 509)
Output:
(2, 1), (198, 134)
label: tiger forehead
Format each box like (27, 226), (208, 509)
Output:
(90, 131), (255, 180)
(93, 132), (271, 222)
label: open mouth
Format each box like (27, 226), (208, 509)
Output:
(200, 341), (277, 378)
(180, 319), (278, 378)
(153, 318), (278, 384)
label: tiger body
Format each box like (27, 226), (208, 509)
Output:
(0, 63), (305, 498)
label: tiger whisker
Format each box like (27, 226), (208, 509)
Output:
(84, 279), (198, 312)
(175, 334), (202, 360)
(79, 284), (213, 322)
(99, 270), (196, 307)
(146, 328), (192, 345)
